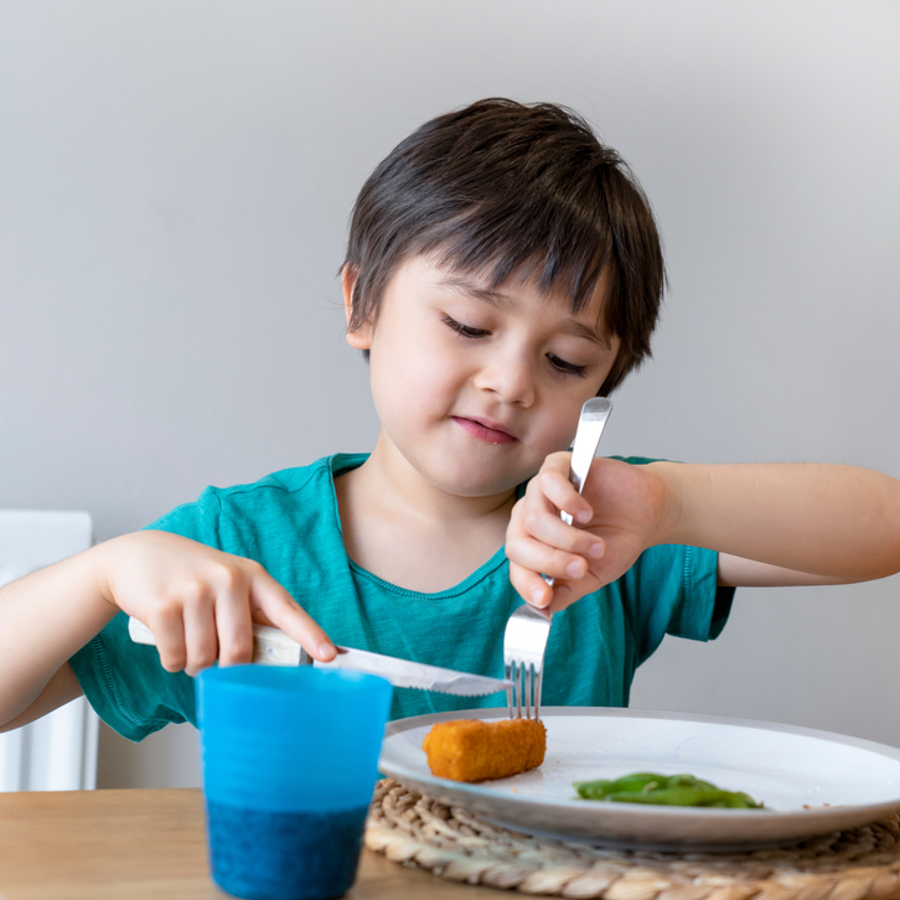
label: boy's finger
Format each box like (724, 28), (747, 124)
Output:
(181, 592), (223, 676)
(506, 533), (592, 587)
(519, 507), (604, 559)
(146, 607), (189, 673)
(250, 571), (336, 662)
(538, 469), (593, 523)
(213, 584), (255, 667)
(508, 560), (553, 608)
(508, 562), (592, 613)
(545, 582), (584, 615)
(539, 450), (574, 478)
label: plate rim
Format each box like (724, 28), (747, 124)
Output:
(378, 706), (900, 845)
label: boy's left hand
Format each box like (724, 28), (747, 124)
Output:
(506, 453), (668, 613)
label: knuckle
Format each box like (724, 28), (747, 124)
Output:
(545, 450), (568, 468)
(154, 596), (188, 624)
(191, 648), (219, 671)
(504, 536), (529, 561)
(178, 579), (207, 608)
(506, 538), (541, 569)
(222, 635), (254, 663)
(215, 565), (246, 594)
(523, 510), (541, 532)
(525, 476), (544, 498)
(245, 559), (266, 577)
(159, 652), (187, 673)
(554, 550), (578, 573)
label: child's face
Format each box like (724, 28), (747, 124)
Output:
(345, 254), (621, 499)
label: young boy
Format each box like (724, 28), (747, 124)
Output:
(2, 99), (899, 739)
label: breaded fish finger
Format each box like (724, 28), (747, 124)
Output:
(422, 717), (547, 782)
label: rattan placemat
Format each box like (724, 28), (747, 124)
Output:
(365, 779), (900, 899)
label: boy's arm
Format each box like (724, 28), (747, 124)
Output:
(656, 462), (900, 584)
(716, 555), (857, 587)
(506, 455), (900, 613)
(0, 546), (118, 731)
(1, 664), (83, 733)
(0, 531), (336, 731)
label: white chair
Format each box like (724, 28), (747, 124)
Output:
(0, 511), (99, 791)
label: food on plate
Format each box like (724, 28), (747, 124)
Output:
(422, 717), (547, 782)
(574, 772), (763, 808)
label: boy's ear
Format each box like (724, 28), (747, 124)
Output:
(341, 265), (373, 350)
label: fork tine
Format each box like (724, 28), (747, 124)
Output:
(515, 662), (523, 719)
(522, 663), (529, 719)
(505, 657), (544, 720)
(528, 663), (537, 720)
(524, 663), (532, 719)
(503, 604), (552, 720)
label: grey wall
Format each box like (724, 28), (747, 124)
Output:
(2, 1), (898, 789)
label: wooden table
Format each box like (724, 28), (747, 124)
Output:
(0, 788), (502, 900)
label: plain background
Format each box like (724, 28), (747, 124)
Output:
(1, 1), (898, 789)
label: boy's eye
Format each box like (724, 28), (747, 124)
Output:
(443, 314), (588, 377)
(548, 354), (588, 378)
(443, 315), (489, 339)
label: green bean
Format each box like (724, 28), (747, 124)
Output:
(574, 772), (664, 799)
(605, 787), (761, 808)
(573, 772), (763, 808)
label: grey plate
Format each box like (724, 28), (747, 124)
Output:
(378, 706), (900, 850)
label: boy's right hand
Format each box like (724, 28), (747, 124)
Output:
(96, 531), (336, 676)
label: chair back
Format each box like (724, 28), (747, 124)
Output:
(0, 510), (99, 791)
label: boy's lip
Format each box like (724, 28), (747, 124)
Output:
(452, 416), (518, 445)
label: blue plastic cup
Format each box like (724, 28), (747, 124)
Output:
(197, 665), (393, 900)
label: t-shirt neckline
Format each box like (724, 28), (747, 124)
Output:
(326, 452), (514, 599)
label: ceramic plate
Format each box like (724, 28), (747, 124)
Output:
(378, 707), (900, 850)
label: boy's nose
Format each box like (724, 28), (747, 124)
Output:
(474, 354), (536, 407)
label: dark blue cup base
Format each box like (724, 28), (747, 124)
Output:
(206, 802), (368, 900)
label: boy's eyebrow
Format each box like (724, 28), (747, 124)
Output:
(437, 276), (514, 309)
(437, 275), (613, 351)
(561, 319), (613, 351)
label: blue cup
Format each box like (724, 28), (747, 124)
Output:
(197, 665), (392, 900)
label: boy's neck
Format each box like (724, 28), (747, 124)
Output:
(333, 431), (518, 593)
(356, 431), (518, 524)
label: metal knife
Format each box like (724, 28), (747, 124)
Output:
(127, 616), (511, 697)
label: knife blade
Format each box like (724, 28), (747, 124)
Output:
(128, 616), (511, 697)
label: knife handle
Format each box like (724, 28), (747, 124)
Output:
(127, 616), (312, 667)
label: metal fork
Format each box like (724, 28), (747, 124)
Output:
(503, 604), (552, 719)
(503, 397), (613, 720)
(545, 397), (612, 587)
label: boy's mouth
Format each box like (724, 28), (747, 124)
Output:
(452, 416), (518, 445)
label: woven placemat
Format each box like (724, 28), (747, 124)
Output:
(365, 779), (900, 899)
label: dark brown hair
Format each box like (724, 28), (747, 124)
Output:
(343, 99), (664, 395)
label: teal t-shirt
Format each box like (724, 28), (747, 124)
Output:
(70, 453), (733, 741)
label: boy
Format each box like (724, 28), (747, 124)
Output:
(1, 99), (899, 738)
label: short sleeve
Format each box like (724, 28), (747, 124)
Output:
(68, 493), (226, 741)
(601, 458), (735, 658)
(69, 612), (196, 741)
(622, 543), (735, 666)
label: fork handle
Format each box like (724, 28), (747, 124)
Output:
(547, 397), (613, 582)
(567, 397), (612, 496)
